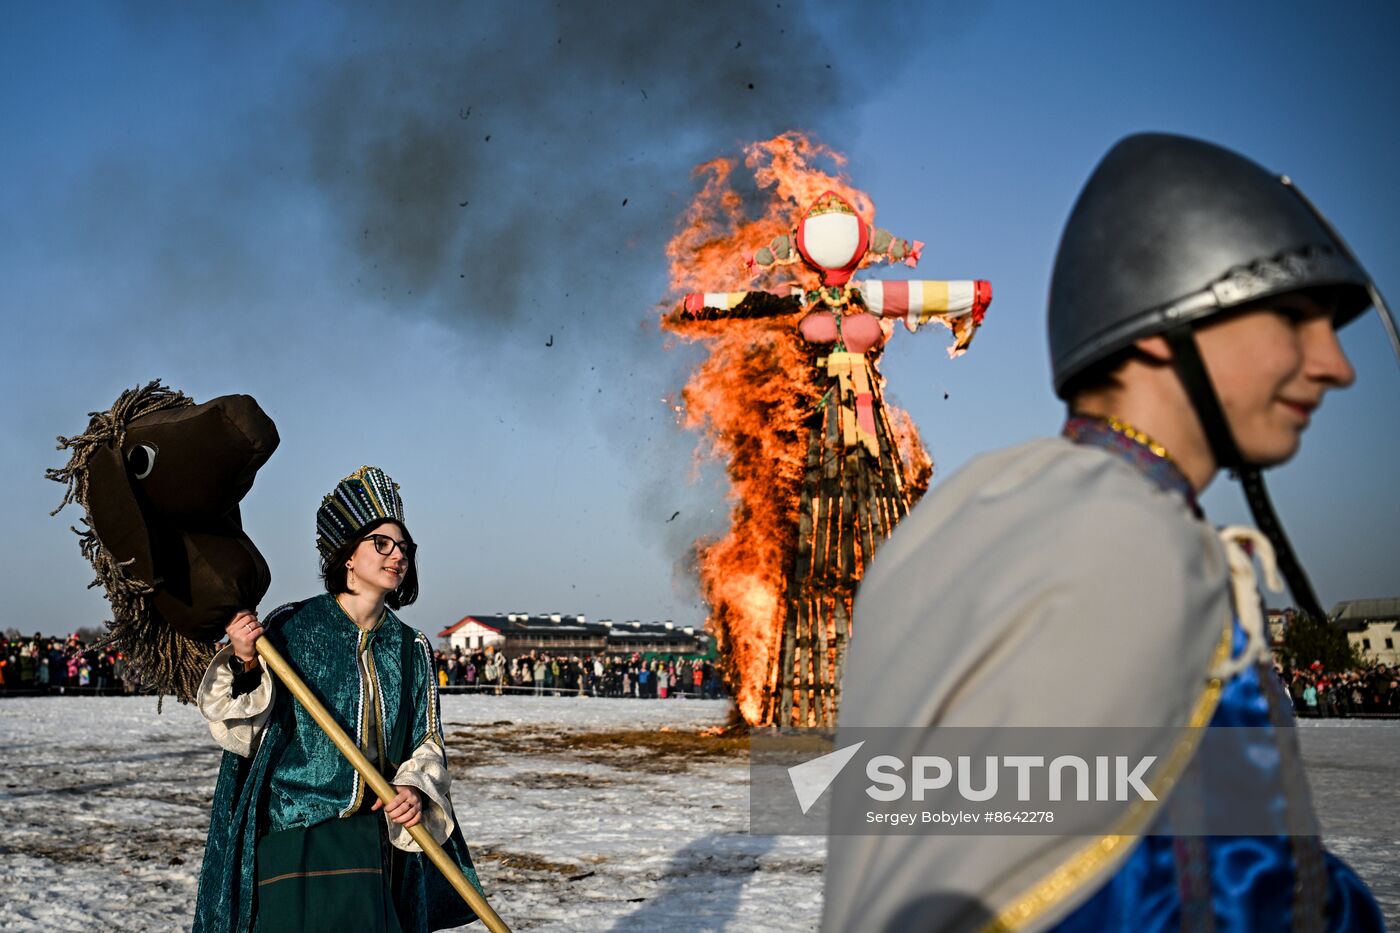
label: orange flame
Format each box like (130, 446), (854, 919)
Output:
(663, 133), (932, 725)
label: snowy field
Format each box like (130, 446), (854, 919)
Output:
(0, 695), (821, 932)
(1, 698), (1395, 932)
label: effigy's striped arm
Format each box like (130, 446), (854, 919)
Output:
(672, 290), (803, 322)
(853, 279), (992, 357)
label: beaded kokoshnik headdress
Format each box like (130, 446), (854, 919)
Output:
(316, 465), (406, 558)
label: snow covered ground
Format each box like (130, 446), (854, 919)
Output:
(0, 695), (822, 932)
(1, 698), (1395, 931)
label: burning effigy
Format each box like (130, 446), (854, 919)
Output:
(664, 134), (991, 727)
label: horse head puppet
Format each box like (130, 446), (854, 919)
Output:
(49, 381), (279, 702)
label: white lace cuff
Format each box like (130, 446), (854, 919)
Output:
(197, 644), (275, 758)
(385, 738), (456, 851)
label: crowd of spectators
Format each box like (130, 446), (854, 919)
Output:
(0, 630), (726, 701)
(1279, 661), (1399, 716)
(10, 630), (1395, 715)
(0, 633), (129, 694)
(431, 648), (725, 700)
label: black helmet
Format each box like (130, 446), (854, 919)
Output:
(1047, 132), (1399, 625)
(1049, 133), (1373, 398)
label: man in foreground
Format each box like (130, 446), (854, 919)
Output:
(821, 134), (1386, 931)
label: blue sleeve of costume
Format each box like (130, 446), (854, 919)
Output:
(1053, 838), (1383, 932)
(1052, 623), (1384, 932)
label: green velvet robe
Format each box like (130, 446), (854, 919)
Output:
(194, 594), (482, 932)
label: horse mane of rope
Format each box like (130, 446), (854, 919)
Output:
(47, 380), (216, 706)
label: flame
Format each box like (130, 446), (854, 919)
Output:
(663, 133), (932, 726)
(666, 312), (816, 724)
(666, 133), (875, 298)
(886, 404), (933, 492)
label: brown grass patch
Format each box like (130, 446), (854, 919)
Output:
(473, 847), (584, 876)
(443, 724), (752, 773)
(553, 729), (750, 758)
(509, 770), (617, 790)
(558, 728), (749, 773)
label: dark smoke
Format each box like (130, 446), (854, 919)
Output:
(295, 1), (936, 335)
(276, 0), (950, 578)
(91, 0), (953, 600)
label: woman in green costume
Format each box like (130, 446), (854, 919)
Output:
(194, 466), (483, 933)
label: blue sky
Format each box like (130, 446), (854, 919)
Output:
(5, 1), (1397, 640)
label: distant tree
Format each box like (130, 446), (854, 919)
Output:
(3, 628), (21, 641)
(1279, 611), (1363, 672)
(74, 625), (107, 645)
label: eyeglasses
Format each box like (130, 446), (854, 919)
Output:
(364, 533), (416, 560)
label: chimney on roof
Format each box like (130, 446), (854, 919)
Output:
(630, 621), (641, 629)
(577, 614), (586, 624)
(683, 626), (694, 635)
(664, 622), (674, 630)
(550, 613), (562, 623)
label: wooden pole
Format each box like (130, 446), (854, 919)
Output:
(838, 455), (857, 582)
(254, 637), (512, 933)
(805, 597), (820, 727)
(814, 596), (831, 727)
(832, 598), (851, 715)
(778, 414), (825, 727)
(794, 418), (822, 580)
(853, 462), (876, 573)
(801, 599), (813, 729)
(779, 598), (797, 726)
(814, 393), (841, 583)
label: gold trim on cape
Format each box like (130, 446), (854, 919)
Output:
(979, 615), (1234, 932)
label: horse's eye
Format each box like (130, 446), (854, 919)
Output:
(128, 444), (158, 480)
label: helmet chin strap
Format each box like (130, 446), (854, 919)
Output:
(1164, 324), (1329, 624)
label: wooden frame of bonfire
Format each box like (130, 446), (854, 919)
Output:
(768, 353), (919, 728)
